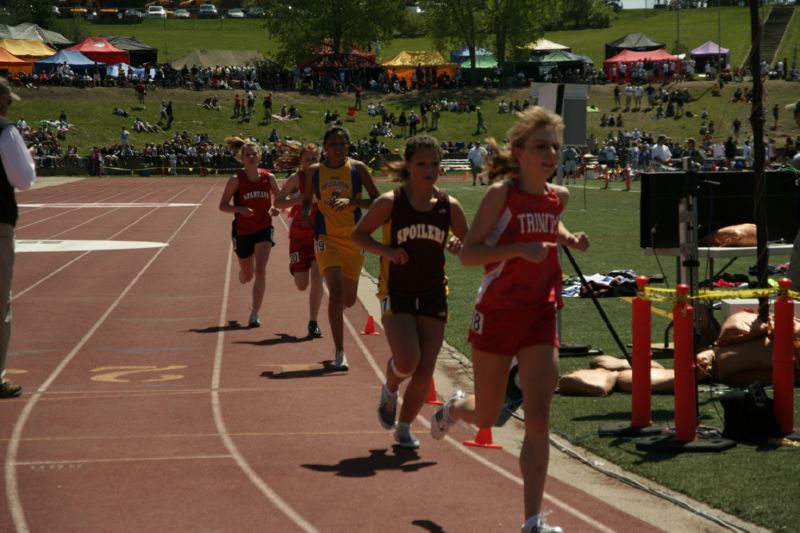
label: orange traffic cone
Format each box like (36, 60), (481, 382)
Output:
(463, 427), (502, 449)
(360, 315), (380, 336)
(425, 378), (444, 405)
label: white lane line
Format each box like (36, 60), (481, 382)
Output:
(16, 240), (168, 252)
(211, 238), (319, 533)
(4, 186), (216, 533)
(11, 187), (192, 301)
(20, 203), (200, 208)
(15, 455), (232, 466)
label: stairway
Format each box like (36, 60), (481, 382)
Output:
(741, 5), (795, 75)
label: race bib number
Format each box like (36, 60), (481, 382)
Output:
(380, 296), (391, 315)
(315, 239), (326, 253)
(470, 310), (484, 335)
(289, 252), (300, 264)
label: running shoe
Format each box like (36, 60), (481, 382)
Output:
(521, 515), (563, 533)
(377, 383), (398, 429)
(332, 350), (349, 371)
(307, 320), (322, 338)
(248, 310), (260, 328)
(430, 390), (465, 440)
(0, 381), (22, 399)
(393, 422), (420, 449)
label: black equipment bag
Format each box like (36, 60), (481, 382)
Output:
(720, 382), (781, 444)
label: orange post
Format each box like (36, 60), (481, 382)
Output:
(672, 284), (696, 442)
(772, 278), (796, 435)
(360, 315), (380, 336)
(425, 378), (444, 405)
(631, 276), (653, 429)
(463, 428), (502, 449)
(602, 166), (609, 189)
(624, 167), (631, 191)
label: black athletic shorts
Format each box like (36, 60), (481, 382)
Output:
(231, 225), (274, 259)
(380, 291), (448, 322)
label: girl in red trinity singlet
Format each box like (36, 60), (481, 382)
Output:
(218, 136), (280, 328)
(430, 107), (590, 533)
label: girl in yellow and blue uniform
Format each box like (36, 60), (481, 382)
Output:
(301, 126), (379, 370)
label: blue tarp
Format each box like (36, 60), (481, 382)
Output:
(450, 47), (493, 63)
(34, 49), (105, 73)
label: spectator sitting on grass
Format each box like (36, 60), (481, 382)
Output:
(112, 107), (129, 118)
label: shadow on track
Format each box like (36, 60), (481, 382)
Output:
(302, 448), (435, 478)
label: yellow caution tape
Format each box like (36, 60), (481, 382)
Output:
(641, 286), (800, 302)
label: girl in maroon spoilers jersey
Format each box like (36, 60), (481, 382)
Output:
(219, 136), (280, 328)
(352, 135), (468, 449)
(429, 108), (589, 533)
(273, 142), (324, 338)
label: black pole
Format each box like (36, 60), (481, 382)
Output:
(748, 0), (769, 322)
(562, 246), (631, 364)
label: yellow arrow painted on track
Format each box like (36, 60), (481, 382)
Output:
(90, 365), (187, 383)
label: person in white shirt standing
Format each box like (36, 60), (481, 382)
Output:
(650, 134), (674, 171)
(467, 142), (487, 186)
(0, 78), (36, 398)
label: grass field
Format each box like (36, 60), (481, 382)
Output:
(13, 7), (800, 531)
(65, 6), (793, 69)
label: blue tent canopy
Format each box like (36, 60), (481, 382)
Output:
(450, 47), (493, 63)
(34, 49), (106, 73)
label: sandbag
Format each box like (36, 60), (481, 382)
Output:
(717, 310), (768, 347)
(558, 368), (617, 397)
(616, 368), (675, 394)
(700, 223), (756, 247)
(714, 337), (774, 381)
(590, 355), (663, 371)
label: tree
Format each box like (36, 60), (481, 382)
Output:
(262, 0), (404, 66)
(422, 0), (559, 83)
(7, 0), (56, 27)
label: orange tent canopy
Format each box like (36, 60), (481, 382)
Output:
(0, 47), (33, 74)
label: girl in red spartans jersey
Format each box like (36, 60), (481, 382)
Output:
(219, 136), (280, 328)
(273, 142), (324, 338)
(353, 135), (468, 449)
(429, 107), (589, 533)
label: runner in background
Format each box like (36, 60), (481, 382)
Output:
(430, 107), (590, 533)
(273, 141), (324, 338)
(301, 125), (379, 370)
(352, 135), (468, 448)
(219, 136), (280, 328)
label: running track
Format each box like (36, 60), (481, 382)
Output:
(0, 178), (739, 532)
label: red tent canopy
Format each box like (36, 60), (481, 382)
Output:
(66, 37), (129, 65)
(604, 48), (676, 64)
(603, 48), (681, 82)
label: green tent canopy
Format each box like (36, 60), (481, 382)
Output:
(459, 54), (497, 69)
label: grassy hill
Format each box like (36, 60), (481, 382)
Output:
(64, 5), (792, 68)
(13, 79), (799, 159)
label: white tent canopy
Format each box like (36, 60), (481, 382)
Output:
(523, 38), (571, 52)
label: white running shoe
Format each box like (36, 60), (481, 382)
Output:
(521, 513), (563, 533)
(430, 390), (465, 440)
(377, 384), (398, 430)
(332, 350), (349, 371)
(393, 422), (420, 449)
(248, 310), (260, 328)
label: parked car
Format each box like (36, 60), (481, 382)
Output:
(174, 8), (191, 19)
(225, 8), (245, 18)
(246, 6), (265, 17)
(123, 7), (144, 21)
(198, 4), (219, 18)
(146, 5), (166, 18)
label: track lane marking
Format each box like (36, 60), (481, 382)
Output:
(5, 185), (216, 533)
